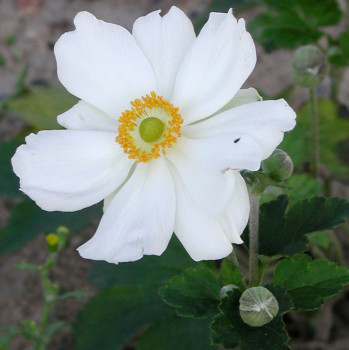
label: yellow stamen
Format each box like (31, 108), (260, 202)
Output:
(115, 91), (183, 163)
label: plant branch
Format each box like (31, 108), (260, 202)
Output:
(249, 194), (260, 287)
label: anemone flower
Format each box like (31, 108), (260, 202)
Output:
(12, 7), (296, 263)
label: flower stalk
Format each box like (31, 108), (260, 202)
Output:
(249, 194), (260, 287)
(309, 87), (320, 180)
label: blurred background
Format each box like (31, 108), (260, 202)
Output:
(1, 0), (349, 349)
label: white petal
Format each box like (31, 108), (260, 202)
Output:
(54, 11), (156, 117)
(78, 158), (175, 263)
(58, 101), (118, 131)
(12, 130), (133, 211)
(175, 134), (263, 172)
(183, 99), (296, 170)
(133, 6), (195, 100)
(169, 163), (232, 261)
(166, 144), (236, 217)
(213, 88), (262, 116)
(220, 171), (250, 244)
(172, 11), (256, 124)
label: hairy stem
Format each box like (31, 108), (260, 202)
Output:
(309, 87), (320, 180)
(249, 194), (260, 287)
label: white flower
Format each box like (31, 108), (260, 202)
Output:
(11, 8), (296, 263)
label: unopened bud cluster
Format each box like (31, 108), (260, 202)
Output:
(239, 287), (279, 327)
(292, 45), (328, 88)
(262, 149), (293, 182)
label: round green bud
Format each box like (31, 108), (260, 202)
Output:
(57, 226), (69, 235)
(261, 149), (293, 182)
(292, 45), (328, 88)
(220, 284), (238, 298)
(139, 117), (165, 143)
(239, 287), (279, 327)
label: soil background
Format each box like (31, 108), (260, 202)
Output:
(0, 0), (349, 349)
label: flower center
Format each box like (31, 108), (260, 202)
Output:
(116, 91), (183, 163)
(139, 117), (164, 143)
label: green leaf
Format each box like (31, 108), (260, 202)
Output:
(89, 236), (195, 288)
(7, 86), (77, 129)
(249, 0), (341, 51)
(328, 32), (349, 67)
(0, 139), (23, 197)
(137, 315), (217, 350)
(219, 258), (246, 291)
(274, 254), (349, 310)
(281, 99), (349, 181)
(0, 200), (102, 255)
(307, 230), (331, 249)
(286, 174), (323, 202)
(73, 286), (170, 350)
(260, 174), (323, 205)
(159, 266), (221, 318)
(243, 196), (349, 257)
(211, 286), (292, 350)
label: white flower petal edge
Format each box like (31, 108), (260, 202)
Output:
(220, 171), (250, 244)
(166, 146), (236, 217)
(54, 11), (156, 118)
(78, 158), (175, 263)
(169, 162), (233, 261)
(58, 100), (118, 131)
(11, 130), (134, 211)
(172, 10), (256, 124)
(133, 6), (196, 100)
(183, 99), (296, 171)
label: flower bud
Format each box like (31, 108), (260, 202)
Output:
(261, 149), (293, 182)
(239, 287), (279, 327)
(292, 45), (328, 88)
(220, 284), (238, 298)
(46, 233), (59, 252)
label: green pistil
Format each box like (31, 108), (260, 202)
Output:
(139, 117), (165, 143)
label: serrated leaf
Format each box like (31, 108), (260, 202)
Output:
(7, 86), (77, 129)
(219, 258), (246, 291)
(281, 99), (349, 180)
(73, 286), (170, 350)
(249, 0), (341, 51)
(89, 236), (195, 288)
(274, 254), (349, 310)
(328, 32), (349, 67)
(159, 266), (221, 318)
(136, 315), (217, 350)
(0, 139), (23, 197)
(211, 286), (292, 350)
(0, 200), (102, 255)
(243, 196), (349, 257)
(260, 174), (323, 205)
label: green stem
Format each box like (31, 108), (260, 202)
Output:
(249, 194), (260, 287)
(309, 87), (320, 180)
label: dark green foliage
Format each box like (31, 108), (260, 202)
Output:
(0, 200), (102, 255)
(137, 315), (217, 350)
(73, 286), (171, 350)
(274, 254), (349, 310)
(249, 0), (341, 51)
(242, 196), (349, 257)
(159, 266), (221, 318)
(7, 86), (77, 129)
(89, 236), (195, 288)
(0, 140), (23, 197)
(210, 286), (293, 350)
(219, 258), (246, 291)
